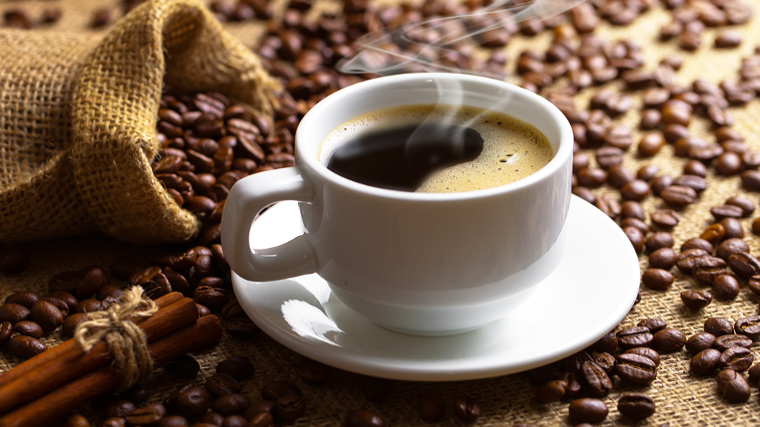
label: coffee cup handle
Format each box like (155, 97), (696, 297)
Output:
(221, 167), (317, 282)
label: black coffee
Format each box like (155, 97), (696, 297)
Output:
(319, 104), (553, 193)
(326, 123), (484, 191)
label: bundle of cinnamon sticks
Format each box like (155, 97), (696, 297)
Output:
(0, 292), (222, 427)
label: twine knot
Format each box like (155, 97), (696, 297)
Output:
(74, 286), (158, 391)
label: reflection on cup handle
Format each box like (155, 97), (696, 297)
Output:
(221, 167), (317, 282)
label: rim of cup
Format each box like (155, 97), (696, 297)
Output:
(295, 72), (573, 201)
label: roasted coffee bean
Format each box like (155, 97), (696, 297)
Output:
(638, 318), (666, 334)
(102, 400), (137, 419)
(715, 334), (753, 351)
(726, 196), (754, 216)
(564, 351), (593, 373)
(4, 292), (40, 309)
(76, 266), (108, 300)
(194, 286), (228, 311)
(683, 159), (707, 177)
(261, 380), (302, 401)
(645, 232), (673, 252)
(615, 353), (657, 385)
(706, 317), (734, 337)
(345, 409), (384, 427)
(96, 285), (124, 301)
(122, 384), (149, 405)
(569, 398), (608, 423)
(691, 348), (721, 375)
(418, 387), (445, 422)
(695, 266), (727, 286)
(157, 415), (188, 427)
(0, 303), (30, 324)
(622, 347), (661, 368)
(572, 187), (595, 204)
(274, 394), (306, 423)
(620, 218), (648, 236)
(677, 255), (725, 275)
(581, 360), (612, 396)
(61, 413), (89, 427)
(620, 180), (650, 201)
(214, 393), (251, 416)
(717, 369), (751, 402)
(217, 355), (255, 381)
(624, 227), (644, 253)
(660, 185), (697, 207)
(681, 239), (713, 253)
(535, 379), (566, 403)
(638, 133), (665, 157)
(651, 175), (673, 196)
(735, 315), (760, 341)
(0, 321), (12, 347)
(711, 204), (744, 221)
(173, 386), (211, 417)
(295, 358), (332, 385)
(651, 210), (679, 229)
(29, 300), (63, 333)
(712, 275), (740, 300)
(7, 335), (45, 358)
(674, 175), (706, 193)
(617, 393), (655, 420)
(727, 252), (760, 278)
(588, 332), (618, 354)
(577, 168), (607, 187)
(716, 238), (748, 260)
(741, 170), (760, 191)
(640, 109), (661, 130)
(225, 316), (260, 338)
(13, 320), (42, 338)
(591, 352), (616, 373)
(715, 152), (743, 175)
(636, 165), (659, 182)
(686, 332), (716, 355)
(652, 328), (686, 353)
(749, 275), (760, 295)
(719, 346), (754, 371)
(620, 201), (644, 221)
(721, 217), (744, 240)
(749, 363), (760, 385)
(617, 326), (653, 349)
(681, 290), (712, 310)
(649, 248), (677, 270)
(206, 373), (241, 396)
(101, 418), (126, 427)
(641, 268), (674, 290)
(125, 403), (166, 425)
(73, 298), (101, 314)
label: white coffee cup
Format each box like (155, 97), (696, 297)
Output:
(222, 73), (573, 336)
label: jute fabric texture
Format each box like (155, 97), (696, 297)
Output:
(2, 0), (760, 426)
(0, 0), (278, 244)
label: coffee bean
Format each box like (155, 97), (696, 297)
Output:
(691, 348), (722, 375)
(569, 398), (608, 423)
(638, 133), (665, 157)
(706, 317), (734, 336)
(214, 393), (251, 416)
(651, 209), (679, 229)
(295, 358), (332, 385)
(648, 248), (677, 270)
(156, 415), (188, 427)
(581, 360), (612, 396)
(642, 268), (674, 290)
(7, 335), (45, 358)
(624, 347), (661, 367)
(620, 201), (644, 221)
(651, 175), (673, 197)
(206, 373), (241, 397)
(0, 321), (11, 346)
(681, 239), (713, 253)
(652, 328), (686, 353)
(274, 394), (305, 423)
(246, 412), (273, 427)
(722, 217), (744, 240)
(13, 320), (43, 338)
(261, 381), (302, 401)
(727, 252), (760, 278)
(700, 224), (726, 245)
(620, 180), (650, 201)
(715, 334), (753, 351)
(572, 187), (595, 204)
(617, 326), (653, 348)
(716, 238), (748, 261)
(717, 369), (751, 402)
(61, 413), (89, 427)
(636, 165), (659, 182)
(591, 351), (616, 373)
(741, 170), (760, 191)
(749, 363), (760, 385)
(4, 292), (40, 309)
(76, 266), (108, 300)
(715, 152), (743, 175)
(450, 396), (481, 422)
(125, 403), (166, 425)
(607, 164), (634, 188)
(589, 332), (618, 354)
(73, 298), (102, 314)
(640, 109), (661, 130)
(676, 254), (722, 275)
(637, 318), (666, 334)
(615, 353), (657, 385)
(595, 146), (624, 170)
(577, 168), (607, 187)
(102, 400), (137, 419)
(225, 316), (260, 338)
(217, 355), (255, 381)
(726, 196), (754, 216)
(534, 379), (566, 404)
(594, 194), (620, 218)
(29, 300), (63, 333)
(418, 387), (445, 422)
(712, 274), (740, 300)
(711, 205), (744, 222)
(719, 347), (754, 371)
(734, 315), (760, 341)
(749, 275), (760, 295)
(645, 232), (674, 252)
(624, 227), (644, 253)
(101, 418), (126, 427)
(345, 409), (384, 427)
(681, 290), (712, 310)
(660, 185), (697, 207)
(0, 303), (30, 324)
(686, 332), (716, 355)
(617, 393), (655, 420)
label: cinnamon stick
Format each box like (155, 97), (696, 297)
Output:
(0, 315), (223, 427)
(0, 291), (183, 389)
(0, 295), (196, 415)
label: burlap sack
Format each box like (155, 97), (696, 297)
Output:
(0, 0), (278, 244)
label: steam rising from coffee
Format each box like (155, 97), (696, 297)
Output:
(337, 0), (586, 77)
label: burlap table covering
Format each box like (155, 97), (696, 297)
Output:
(2, 0), (760, 425)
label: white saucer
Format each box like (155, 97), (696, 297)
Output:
(232, 196), (640, 381)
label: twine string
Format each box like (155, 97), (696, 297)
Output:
(74, 286), (158, 391)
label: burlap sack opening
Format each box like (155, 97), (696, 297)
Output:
(0, 0), (278, 244)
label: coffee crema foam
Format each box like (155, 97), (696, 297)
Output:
(318, 104), (553, 193)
